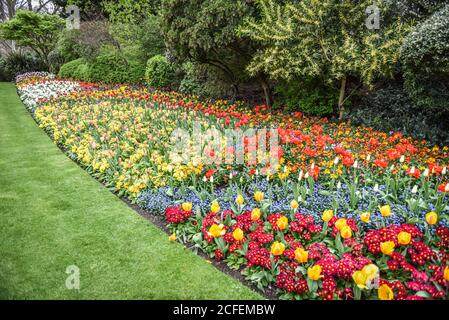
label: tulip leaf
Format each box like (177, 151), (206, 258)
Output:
(415, 291), (432, 298)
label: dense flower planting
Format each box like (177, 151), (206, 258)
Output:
(15, 72), (449, 300)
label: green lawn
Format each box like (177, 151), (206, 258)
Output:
(0, 82), (261, 300)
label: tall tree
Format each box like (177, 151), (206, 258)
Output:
(239, 0), (408, 120)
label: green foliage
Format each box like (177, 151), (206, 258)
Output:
(0, 10), (64, 68)
(274, 81), (338, 116)
(350, 83), (449, 146)
(145, 55), (175, 88)
(0, 52), (47, 81)
(401, 5), (449, 111)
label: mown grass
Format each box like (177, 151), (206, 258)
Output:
(0, 82), (261, 300)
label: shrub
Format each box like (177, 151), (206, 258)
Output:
(350, 83), (449, 146)
(145, 55), (175, 88)
(274, 81), (338, 116)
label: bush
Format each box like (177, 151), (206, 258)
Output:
(145, 55), (175, 88)
(350, 83), (449, 146)
(401, 5), (449, 111)
(82, 47), (144, 84)
(0, 52), (47, 81)
(274, 80), (338, 116)
(58, 58), (88, 79)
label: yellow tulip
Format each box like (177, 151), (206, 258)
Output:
(352, 271), (368, 289)
(210, 201), (220, 213)
(308, 265), (323, 281)
(426, 211), (438, 225)
(276, 215), (289, 231)
(398, 231), (411, 245)
(235, 194), (244, 205)
(270, 241), (285, 256)
(322, 210), (333, 222)
(208, 223), (225, 238)
(444, 266), (449, 282)
(294, 247), (308, 263)
(181, 202), (192, 212)
(380, 241), (395, 255)
(360, 212), (371, 223)
(169, 233), (176, 241)
(378, 284), (394, 300)
(290, 200), (299, 209)
(251, 208), (261, 221)
(335, 218), (347, 231)
(340, 225), (353, 239)
(380, 205), (392, 217)
(254, 191), (264, 203)
(232, 227), (244, 241)
(362, 264), (379, 281)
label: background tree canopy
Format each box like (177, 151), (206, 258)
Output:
(0, 0), (448, 144)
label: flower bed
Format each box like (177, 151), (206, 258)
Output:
(15, 73), (449, 300)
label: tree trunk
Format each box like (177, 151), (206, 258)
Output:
(338, 76), (347, 121)
(258, 75), (273, 107)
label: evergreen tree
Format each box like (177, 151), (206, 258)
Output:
(239, 0), (408, 120)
